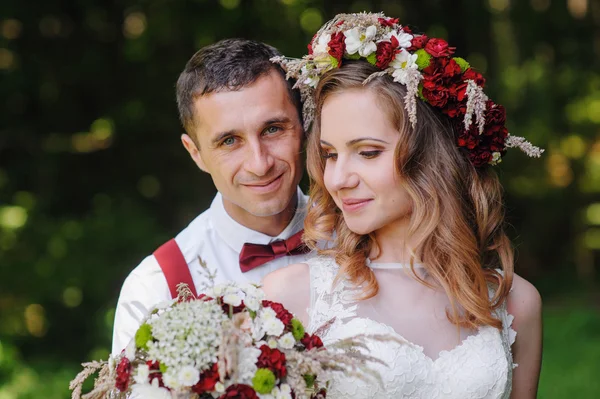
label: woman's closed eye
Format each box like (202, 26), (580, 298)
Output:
(359, 150), (382, 159)
(321, 150), (337, 160)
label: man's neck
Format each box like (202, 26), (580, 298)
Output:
(222, 193), (298, 237)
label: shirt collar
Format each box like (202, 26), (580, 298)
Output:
(211, 187), (307, 253)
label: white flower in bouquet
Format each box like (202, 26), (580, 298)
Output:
(129, 378), (171, 399)
(71, 280), (393, 399)
(278, 332), (295, 349)
(177, 365), (200, 387)
(146, 299), (227, 374)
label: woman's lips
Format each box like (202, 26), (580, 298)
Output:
(341, 198), (373, 212)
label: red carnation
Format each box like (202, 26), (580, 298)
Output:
(378, 17), (399, 27)
(421, 58), (463, 108)
(115, 358), (132, 392)
(463, 68), (486, 88)
(262, 300), (294, 326)
(484, 101), (506, 127)
(376, 36), (400, 69)
(409, 34), (429, 51)
(192, 363), (220, 394)
(424, 38), (455, 58)
(256, 345), (287, 378)
(219, 384), (259, 399)
(301, 333), (324, 351)
(328, 32), (345, 65)
(402, 25), (413, 34)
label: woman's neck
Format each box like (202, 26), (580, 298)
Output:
(370, 216), (421, 263)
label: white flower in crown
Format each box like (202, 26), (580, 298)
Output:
(344, 25), (378, 57)
(129, 378), (171, 399)
(177, 365), (200, 386)
(381, 29), (413, 49)
(312, 33), (332, 55)
(301, 66), (319, 88)
(390, 49), (419, 85)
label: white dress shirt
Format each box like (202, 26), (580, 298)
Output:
(111, 188), (310, 354)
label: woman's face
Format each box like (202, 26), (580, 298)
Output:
(319, 88), (413, 236)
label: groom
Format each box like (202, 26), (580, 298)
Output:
(111, 39), (310, 354)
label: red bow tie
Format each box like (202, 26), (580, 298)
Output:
(239, 229), (310, 273)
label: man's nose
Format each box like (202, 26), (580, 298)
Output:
(244, 141), (274, 177)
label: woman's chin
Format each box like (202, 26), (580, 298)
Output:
(346, 223), (375, 236)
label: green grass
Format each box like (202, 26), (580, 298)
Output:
(538, 305), (600, 398)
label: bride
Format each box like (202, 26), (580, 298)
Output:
(263, 12), (542, 399)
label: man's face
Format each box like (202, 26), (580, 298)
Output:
(182, 70), (303, 224)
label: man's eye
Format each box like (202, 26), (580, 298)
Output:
(222, 137), (236, 146)
(265, 126), (282, 134)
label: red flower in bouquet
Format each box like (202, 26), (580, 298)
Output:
(219, 384), (259, 399)
(115, 358), (132, 391)
(262, 300), (294, 327)
(376, 35), (400, 69)
(192, 363), (220, 394)
(424, 38), (455, 57)
(328, 32), (345, 65)
(301, 333), (324, 351)
(146, 360), (165, 387)
(378, 17), (399, 27)
(221, 298), (246, 314)
(257, 345), (287, 378)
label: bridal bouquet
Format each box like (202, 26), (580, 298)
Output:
(71, 282), (382, 399)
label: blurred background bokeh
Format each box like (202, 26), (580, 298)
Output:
(1, 0), (599, 397)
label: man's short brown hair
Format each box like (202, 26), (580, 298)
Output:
(176, 38), (302, 136)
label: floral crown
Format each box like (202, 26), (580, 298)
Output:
(272, 12), (544, 167)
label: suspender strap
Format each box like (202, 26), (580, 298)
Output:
(153, 239), (198, 299)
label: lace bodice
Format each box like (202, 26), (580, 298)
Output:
(306, 256), (516, 399)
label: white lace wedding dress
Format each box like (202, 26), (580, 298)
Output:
(306, 256), (517, 399)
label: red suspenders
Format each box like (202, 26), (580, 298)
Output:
(153, 239), (198, 299)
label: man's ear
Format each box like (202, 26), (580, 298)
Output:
(181, 133), (208, 173)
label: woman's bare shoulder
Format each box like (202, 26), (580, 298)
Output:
(261, 263), (311, 321)
(507, 273), (542, 324)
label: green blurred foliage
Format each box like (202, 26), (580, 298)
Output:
(0, 0), (599, 397)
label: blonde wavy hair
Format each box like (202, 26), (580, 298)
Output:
(304, 61), (514, 330)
